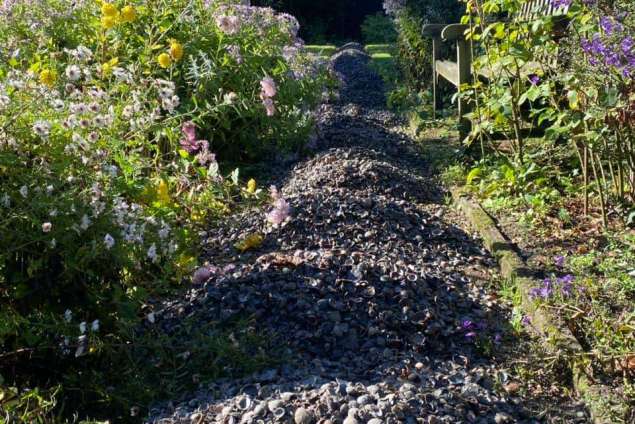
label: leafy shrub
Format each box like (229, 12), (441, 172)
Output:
(0, 0), (328, 418)
(463, 0), (635, 225)
(361, 13), (398, 44)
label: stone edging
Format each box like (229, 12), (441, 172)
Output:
(451, 187), (627, 424)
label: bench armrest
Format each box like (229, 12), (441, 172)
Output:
(441, 24), (470, 41)
(422, 24), (450, 37)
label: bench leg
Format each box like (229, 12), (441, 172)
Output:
(432, 37), (441, 119)
(456, 39), (472, 140)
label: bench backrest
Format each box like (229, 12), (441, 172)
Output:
(516, 0), (570, 21)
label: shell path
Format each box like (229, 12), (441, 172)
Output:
(147, 44), (587, 424)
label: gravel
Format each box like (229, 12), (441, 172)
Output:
(145, 44), (589, 424)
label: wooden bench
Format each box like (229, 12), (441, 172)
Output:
(422, 0), (570, 137)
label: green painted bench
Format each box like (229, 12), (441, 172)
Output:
(422, 0), (570, 137)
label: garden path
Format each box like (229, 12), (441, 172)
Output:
(147, 44), (589, 424)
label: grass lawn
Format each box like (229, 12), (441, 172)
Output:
(304, 44), (337, 58)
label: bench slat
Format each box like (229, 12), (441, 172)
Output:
(436, 60), (460, 86)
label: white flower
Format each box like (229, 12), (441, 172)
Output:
(42, 222), (53, 233)
(51, 99), (65, 111)
(32, 120), (51, 138)
(147, 243), (158, 262)
(19, 185), (28, 198)
(80, 214), (91, 230)
(79, 321), (87, 334)
(75, 335), (87, 357)
(104, 234), (115, 249)
(64, 309), (72, 322)
(91, 319), (100, 332)
(46, 185), (54, 194)
(50, 238), (56, 248)
(0, 193), (10, 208)
(0, 95), (11, 109)
(147, 312), (156, 324)
(223, 92), (238, 104)
(65, 65), (82, 81)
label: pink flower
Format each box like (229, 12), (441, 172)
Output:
(260, 77), (277, 98)
(266, 198), (291, 225)
(193, 266), (217, 284)
(179, 121), (209, 155)
(42, 222), (52, 233)
(262, 98), (276, 116)
(216, 15), (240, 35)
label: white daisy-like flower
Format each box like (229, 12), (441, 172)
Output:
(42, 222), (53, 233)
(64, 309), (73, 322)
(79, 321), (87, 334)
(65, 65), (82, 81)
(80, 214), (91, 230)
(51, 99), (65, 111)
(0, 95), (10, 109)
(104, 234), (115, 249)
(91, 319), (100, 332)
(147, 243), (158, 262)
(88, 102), (100, 113)
(32, 120), (51, 138)
(19, 185), (28, 198)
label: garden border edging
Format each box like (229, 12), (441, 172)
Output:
(450, 187), (625, 424)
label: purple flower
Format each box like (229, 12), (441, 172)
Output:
(529, 75), (540, 85)
(551, 0), (572, 8)
(554, 255), (565, 268)
(464, 331), (477, 340)
(621, 37), (634, 54)
(493, 333), (502, 344)
(521, 315), (532, 326)
(461, 320), (475, 330)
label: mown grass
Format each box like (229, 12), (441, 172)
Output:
(304, 44), (336, 58)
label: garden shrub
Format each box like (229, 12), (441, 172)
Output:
(463, 0), (635, 225)
(0, 0), (328, 419)
(361, 13), (398, 44)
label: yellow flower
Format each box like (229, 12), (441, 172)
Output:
(234, 233), (264, 253)
(101, 15), (117, 29)
(246, 178), (257, 194)
(101, 62), (112, 76)
(39, 69), (56, 87)
(120, 5), (136, 22)
(101, 2), (118, 17)
(157, 179), (170, 204)
(170, 41), (184, 61)
(157, 53), (172, 68)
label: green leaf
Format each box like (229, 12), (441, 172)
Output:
(466, 167), (482, 185)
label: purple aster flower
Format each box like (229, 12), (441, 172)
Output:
(529, 75), (540, 85)
(521, 315), (532, 326)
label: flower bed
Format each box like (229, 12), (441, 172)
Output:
(0, 0), (329, 419)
